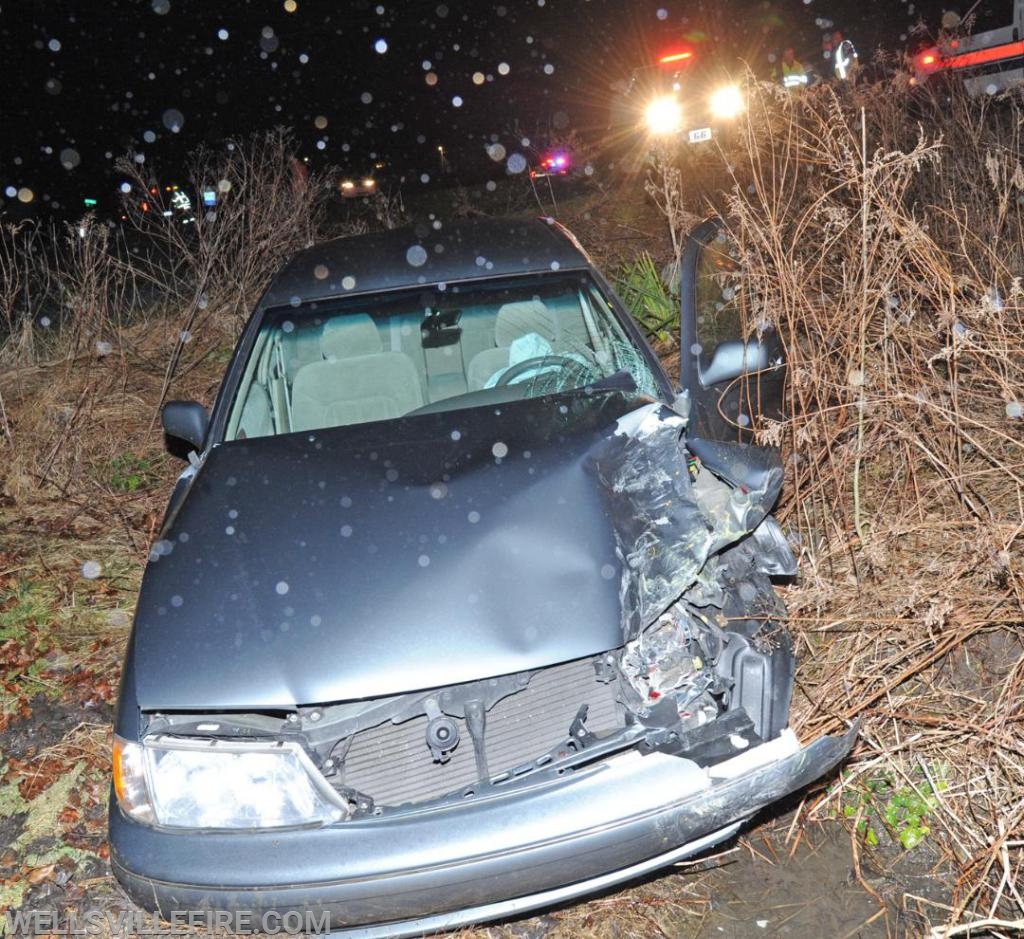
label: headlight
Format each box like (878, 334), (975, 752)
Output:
(645, 95), (683, 135)
(113, 735), (347, 829)
(709, 85), (744, 119)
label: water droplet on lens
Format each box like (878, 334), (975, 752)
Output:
(162, 108), (185, 132)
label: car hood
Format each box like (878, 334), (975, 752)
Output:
(135, 393), (641, 710)
(132, 392), (784, 711)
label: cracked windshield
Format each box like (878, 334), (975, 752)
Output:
(229, 273), (660, 438)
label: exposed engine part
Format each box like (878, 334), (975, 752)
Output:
(423, 697), (461, 763)
(425, 716), (461, 763)
(568, 705), (596, 748)
(464, 699), (489, 781)
(618, 603), (727, 727)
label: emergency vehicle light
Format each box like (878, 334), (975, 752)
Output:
(918, 40), (1024, 74)
(659, 51), (694, 65)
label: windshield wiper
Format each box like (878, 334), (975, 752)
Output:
(576, 369), (638, 395)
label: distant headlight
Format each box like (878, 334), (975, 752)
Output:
(645, 95), (683, 135)
(340, 180), (355, 190)
(363, 178), (376, 188)
(113, 735), (346, 829)
(709, 85), (744, 120)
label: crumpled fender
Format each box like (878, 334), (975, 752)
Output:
(586, 402), (791, 639)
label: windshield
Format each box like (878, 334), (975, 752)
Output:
(225, 271), (661, 440)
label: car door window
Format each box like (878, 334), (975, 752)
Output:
(694, 229), (745, 357)
(680, 219), (786, 441)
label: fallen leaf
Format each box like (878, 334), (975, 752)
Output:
(26, 863), (57, 884)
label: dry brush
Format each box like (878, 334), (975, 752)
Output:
(664, 77), (1024, 932)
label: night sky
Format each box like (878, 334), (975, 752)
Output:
(0, 0), (995, 219)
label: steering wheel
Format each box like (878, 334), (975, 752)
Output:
(495, 354), (591, 387)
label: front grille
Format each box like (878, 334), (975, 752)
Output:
(341, 657), (624, 807)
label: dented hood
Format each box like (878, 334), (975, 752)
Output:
(132, 393), (784, 710)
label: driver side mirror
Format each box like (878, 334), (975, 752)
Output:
(161, 400), (209, 457)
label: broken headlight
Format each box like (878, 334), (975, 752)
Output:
(113, 735), (347, 829)
(618, 604), (727, 727)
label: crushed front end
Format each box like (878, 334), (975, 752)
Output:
(112, 624), (853, 937)
(111, 400), (854, 937)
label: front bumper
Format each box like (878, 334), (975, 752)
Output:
(110, 726), (855, 938)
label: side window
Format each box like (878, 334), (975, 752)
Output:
(684, 221), (786, 440)
(694, 230), (744, 356)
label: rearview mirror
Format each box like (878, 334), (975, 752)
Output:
(161, 400), (209, 455)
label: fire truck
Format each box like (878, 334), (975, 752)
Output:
(915, 1), (1024, 96)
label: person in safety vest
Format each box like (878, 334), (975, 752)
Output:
(781, 47), (808, 91)
(831, 30), (859, 82)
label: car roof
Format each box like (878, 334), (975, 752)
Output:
(260, 217), (594, 309)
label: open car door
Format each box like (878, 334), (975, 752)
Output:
(678, 218), (786, 441)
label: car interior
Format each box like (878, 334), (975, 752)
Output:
(225, 273), (658, 439)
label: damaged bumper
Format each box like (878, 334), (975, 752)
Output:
(110, 724), (856, 939)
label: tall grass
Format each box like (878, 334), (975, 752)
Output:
(0, 130), (339, 370)
(0, 130), (347, 501)
(650, 77), (1024, 932)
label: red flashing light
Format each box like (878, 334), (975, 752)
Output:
(140, 201), (150, 213)
(658, 50), (694, 65)
(916, 47), (941, 71)
(149, 187), (158, 195)
(944, 39), (1024, 70)
(919, 39), (1024, 74)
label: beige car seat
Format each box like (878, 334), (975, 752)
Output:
(291, 315), (423, 429)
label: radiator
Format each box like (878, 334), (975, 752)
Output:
(341, 656), (624, 807)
